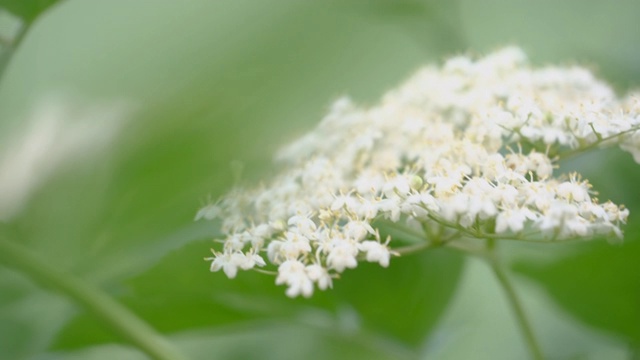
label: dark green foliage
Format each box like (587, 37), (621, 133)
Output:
(0, 0), (62, 22)
(53, 240), (465, 351)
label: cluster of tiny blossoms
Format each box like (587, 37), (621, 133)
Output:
(198, 47), (638, 298)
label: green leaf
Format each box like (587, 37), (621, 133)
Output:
(51, 240), (330, 350)
(334, 247), (465, 346)
(2, 0), (447, 284)
(513, 235), (640, 345)
(48, 321), (411, 360)
(0, 0), (62, 22)
(53, 240), (464, 351)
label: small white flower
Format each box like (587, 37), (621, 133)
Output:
(223, 233), (248, 252)
(331, 193), (358, 212)
(491, 183), (519, 207)
(603, 202), (629, 223)
(195, 203), (222, 221)
(238, 250), (266, 270)
(482, 154), (508, 180)
(538, 201), (582, 236)
(353, 198), (379, 219)
(205, 250), (243, 279)
(248, 223), (274, 248)
(343, 220), (375, 241)
(382, 175), (412, 197)
(355, 170), (385, 194)
(326, 242), (359, 272)
(495, 208), (536, 233)
(267, 240), (284, 264)
(556, 180), (590, 202)
(401, 193), (437, 218)
(427, 175), (461, 197)
(276, 260), (314, 298)
(306, 264), (333, 290)
(278, 231), (312, 259)
(287, 214), (317, 238)
(376, 198), (402, 222)
(527, 152), (554, 178)
(358, 240), (391, 267)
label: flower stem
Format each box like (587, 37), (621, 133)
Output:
(0, 238), (188, 360)
(0, 19), (32, 83)
(557, 125), (640, 161)
(486, 240), (544, 360)
(394, 241), (438, 255)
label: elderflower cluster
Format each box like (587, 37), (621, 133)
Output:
(199, 47), (637, 298)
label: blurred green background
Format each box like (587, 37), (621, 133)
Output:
(0, 1), (639, 359)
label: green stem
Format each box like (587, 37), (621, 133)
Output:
(486, 240), (544, 360)
(0, 19), (32, 83)
(0, 238), (188, 360)
(557, 125), (640, 161)
(375, 220), (427, 242)
(394, 241), (437, 255)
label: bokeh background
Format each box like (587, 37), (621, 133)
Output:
(0, 1), (639, 359)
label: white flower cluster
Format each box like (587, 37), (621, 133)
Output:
(199, 47), (637, 298)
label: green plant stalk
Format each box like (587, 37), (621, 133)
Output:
(0, 20), (32, 83)
(486, 240), (544, 360)
(0, 238), (188, 360)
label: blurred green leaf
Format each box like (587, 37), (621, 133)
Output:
(335, 247), (465, 346)
(4, 0), (444, 282)
(0, 317), (31, 358)
(458, 0), (640, 90)
(526, 147), (640, 346)
(49, 321), (413, 360)
(0, 0), (62, 22)
(505, 145), (640, 354)
(51, 240), (326, 350)
(514, 235), (640, 345)
(53, 241), (464, 351)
